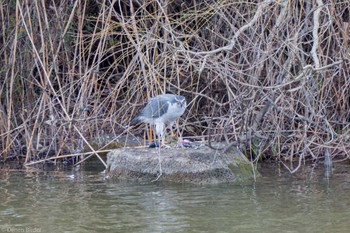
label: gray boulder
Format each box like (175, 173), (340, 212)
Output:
(105, 142), (258, 184)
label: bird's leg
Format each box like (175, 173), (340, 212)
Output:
(161, 131), (166, 145)
(143, 124), (153, 146)
(168, 122), (175, 137)
(164, 122), (178, 145)
(161, 130), (174, 148)
(148, 124), (153, 144)
(155, 123), (167, 147)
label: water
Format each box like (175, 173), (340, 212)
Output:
(1, 162), (350, 233)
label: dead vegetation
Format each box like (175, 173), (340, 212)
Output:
(0, 0), (349, 172)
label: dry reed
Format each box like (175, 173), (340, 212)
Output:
(0, 0), (349, 172)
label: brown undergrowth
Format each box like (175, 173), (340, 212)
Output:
(0, 0), (349, 172)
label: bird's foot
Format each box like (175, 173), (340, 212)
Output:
(148, 140), (172, 148)
(148, 141), (161, 148)
(148, 137), (191, 148)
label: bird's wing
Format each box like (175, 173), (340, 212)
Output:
(130, 95), (172, 124)
(144, 98), (169, 119)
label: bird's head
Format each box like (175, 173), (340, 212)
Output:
(174, 96), (187, 109)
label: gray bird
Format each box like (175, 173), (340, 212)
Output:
(131, 94), (187, 143)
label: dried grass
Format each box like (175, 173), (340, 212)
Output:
(0, 0), (349, 172)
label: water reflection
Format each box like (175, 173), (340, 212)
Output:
(0, 163), (350, 233)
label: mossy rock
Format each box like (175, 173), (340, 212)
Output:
(105, 142), (259, 184)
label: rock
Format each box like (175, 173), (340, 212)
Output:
(105, 142), (259, 184)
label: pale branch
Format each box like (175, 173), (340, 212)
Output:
(311, 0), (324, 68)
(177, 0), (274, 56)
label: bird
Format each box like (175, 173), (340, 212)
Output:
(131, 94), (187, 145)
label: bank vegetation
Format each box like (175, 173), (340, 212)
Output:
(0, 0), (349, 172)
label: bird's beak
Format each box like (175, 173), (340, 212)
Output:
(180, 99), (186, 108)
(175, 97), (186, 108)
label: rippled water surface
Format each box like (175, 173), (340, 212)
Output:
(1, 162), (350, 233)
